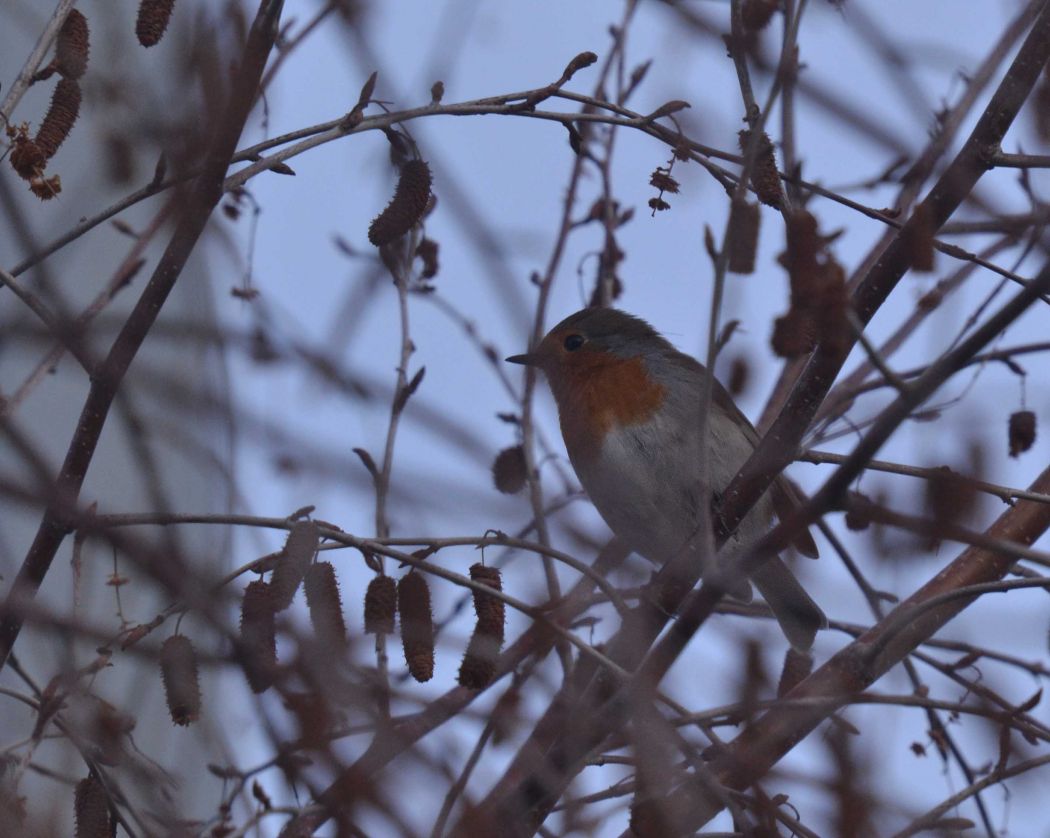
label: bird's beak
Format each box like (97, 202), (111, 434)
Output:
(505, 352), (542, 366)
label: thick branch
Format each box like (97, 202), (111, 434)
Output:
(675, 463), (1050, 829)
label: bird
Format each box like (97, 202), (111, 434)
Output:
(506, 306), (825, 650)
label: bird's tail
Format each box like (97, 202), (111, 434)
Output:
(752, 557), (826, 651)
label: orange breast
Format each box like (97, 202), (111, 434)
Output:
(550, 354), (666, 459)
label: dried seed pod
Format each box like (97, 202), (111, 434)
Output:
(56, 10), (90, 79)
(35, 78), (81, 159)
(738, 129), (783, 208)
(368, 159), (433, 246)
(74, 775), (111, 838)
(1009, 410), (1037, 457)
(9, 137), (46, 180)
(271, 520), (320, 610)
(397, 571), (435, 682)
(160, 635), (201, 725)
(364, 575), (397, 634)
(469, 564), (505, 641)
(136, 0), (176, 48)
(240, 581), (277, 693)
(648, 169), (680, 194)
(29, 174), (63, 200)
(647, 196), (670, 213)
(727, 198), (760, 275)
(492, 445), (527, 494)
(457, 631), (501, 690)
(304, 561), (347, 648)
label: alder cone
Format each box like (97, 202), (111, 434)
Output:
(492, 445), (527, 494)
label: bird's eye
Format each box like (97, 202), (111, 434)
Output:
(563, 334), (585, 352)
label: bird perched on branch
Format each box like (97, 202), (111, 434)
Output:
(507, 307), (825, 650)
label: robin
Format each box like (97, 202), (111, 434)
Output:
(507, 306), (825, 650)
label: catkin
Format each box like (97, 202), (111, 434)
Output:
(270, 520), (319, 610)
(304, 561), (347, 648)
(240, 581), (278, 693)
(56, 10), (90, 79)
(35, 78), (81, 159)
(727, 199), (760, 275)
(738, 129), (783, 208)
(398, 572), (435, 682)
(457, 631), (502, 690)
(470, 564), (505, 641)
(458, 564), (505, 690)
(364, 575), (397, 634)
(159, 635), (201, 725)
(74, 775), (111, 838)
(136, 0), (176, 48)
(367, 159), (433, 246)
